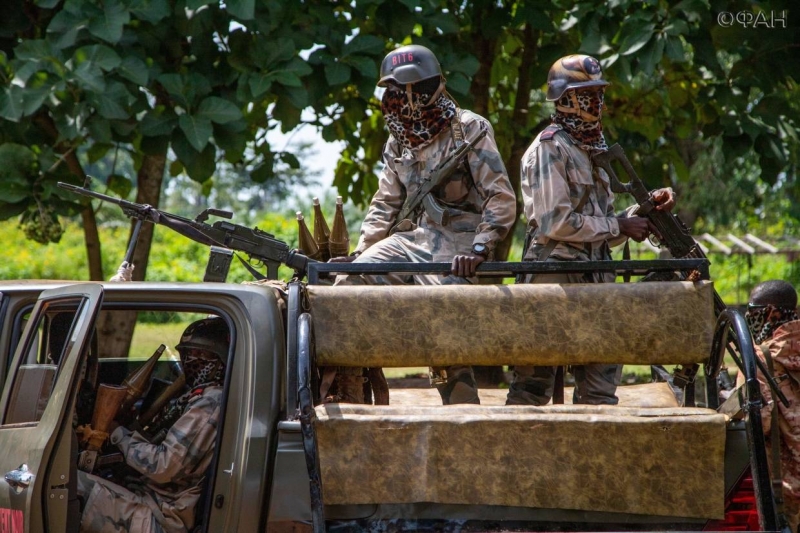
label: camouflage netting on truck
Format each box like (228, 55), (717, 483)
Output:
(315, 404), (727, 519)
(307, 281), (716, 367)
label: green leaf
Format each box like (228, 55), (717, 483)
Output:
(664, 20), (690, 36)
(74, 45), (121, 71)
(446, 54), (480, 76)
(342, 35), (384, 57)
(72, 61), (106, 92)
(272, 95), (301, 130)
(196, 97), (243, 124)
(86, 142), (113, 163)
(118, 56), (149, 85)
(325, 62), (351, 85)
(141, 108), (177, 136)
(280, 152), (300, 169)
(250, 158), (274, 183)
(664, 36), (686, 62)
(157, 73), (185, 99)
(91, 82), (132, 120)
(129, 0), (170, 24)
(85, 118), (112, 145)
(274, 70), (302, 88)
(186, 0), (213, 9)
(343, 55), (378, 79)
(444, 73), (470, 96)
(248, 73), (276, 98)
(107, 173), (133, 197)
(88, 0), (130, 44)
(14, 40), (53, 62)
(0, 178), (31, 203)
(619, 23), (656, 56)
(636, 34), (665, 76)
(179, 113), (213, 152)
(226, 0), (255, 20)
(22, 86), (52, 116)
(284, 86), (308, 109)
(35, 0), (61, 7)
(0, 86), (24, 122)
(183, 143), (216, 182)
(285, 57), (313, 77)
(255, 37), (295, 69)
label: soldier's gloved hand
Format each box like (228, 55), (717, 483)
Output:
(651, 187), (676, 212)
(451, 254), (485, 278)
(617, 216), (654, 242)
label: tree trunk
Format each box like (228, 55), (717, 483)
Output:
(33, 112), (105, 281)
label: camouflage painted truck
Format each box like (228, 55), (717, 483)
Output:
(0, 258), (783, 532)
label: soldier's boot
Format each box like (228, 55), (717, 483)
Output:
(335, 374), (367, 404)
(505, 365), (556, 406)
(435, 366), (480, 405)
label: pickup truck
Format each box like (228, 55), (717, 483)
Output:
(0, 258), (780, 532)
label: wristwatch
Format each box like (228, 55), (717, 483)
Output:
(472, 243), (488, 257)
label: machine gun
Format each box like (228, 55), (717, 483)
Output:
(390, 127), (488, 233)
(58, 182), (313, 281)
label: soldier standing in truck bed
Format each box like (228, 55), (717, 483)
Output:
(508, 54), (676, 406)
(329, 44), (516, 406)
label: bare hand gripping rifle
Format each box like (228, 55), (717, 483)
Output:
(58, 182), (313, 280)
(390, 127), (488, 233)
(592, 145), (788, 407)
(592, 144), (725, 313)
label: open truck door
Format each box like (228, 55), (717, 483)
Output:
(0, 283), (104, 533)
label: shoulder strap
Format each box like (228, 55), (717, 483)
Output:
(450, 109), (479, 194)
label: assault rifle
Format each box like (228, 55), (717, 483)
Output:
(591, 145), (790, 408)
(390, 127), (488, 233)
(58, 182), (313, 280)
(592, 144), (725, 314)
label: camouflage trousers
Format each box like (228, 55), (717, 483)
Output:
(78, 472), (164, 533)
(335, 227), (480, 405)
(506, 269), (622, 406)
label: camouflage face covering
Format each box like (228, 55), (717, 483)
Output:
(381, 88), (456, 150)
(553, 89), (608, 152)
(182, 352), (225, 389)
(746, 305), (799, 343)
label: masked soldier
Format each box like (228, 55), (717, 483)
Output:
(329, 44), (516, 405)
(746, 280), (800, 533)
(508, 54), (676, 406)
(79, 317), (229, 533)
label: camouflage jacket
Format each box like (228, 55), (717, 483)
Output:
(109, 385), (223, 532)
(757, 320), (800, 508)
(355, 110), (515, 255)
(520, 124), (627, 261)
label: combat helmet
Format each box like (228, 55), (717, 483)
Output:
(546, 54), (608, 121)
(378, 44), (446, 107)
(176, 317), (229, 362)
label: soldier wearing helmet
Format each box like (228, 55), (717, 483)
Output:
(329, 44), (516, 406)
(507, 54), (677, 406)
(79, 317), (229, 533)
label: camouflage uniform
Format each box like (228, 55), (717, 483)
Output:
(756, 320), (800, 533)
(79, 386), (223, 533)
(336, 110), (516, 404)
(508, 124), (625, 406)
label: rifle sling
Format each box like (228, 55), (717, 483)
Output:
(450, 111), (479, 196)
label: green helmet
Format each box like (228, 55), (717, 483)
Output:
(378, 44), (442, 88)
(546, 54), (609, 101)
(176, 317), (229, 362)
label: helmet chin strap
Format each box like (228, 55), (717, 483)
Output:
(556, 90), (602, 122)
(404, 78), (447, 111)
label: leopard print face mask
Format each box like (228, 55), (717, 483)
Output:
(553, 89), (608, 152)
(181, 352), (225, 389)
(745, 305), (799, 344)
(381, 87), (456, 150)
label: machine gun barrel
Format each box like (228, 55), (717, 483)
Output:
(58, 182), (314, 280)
